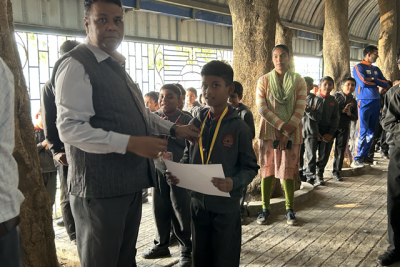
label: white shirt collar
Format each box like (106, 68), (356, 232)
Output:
(84, 37), (126, 66)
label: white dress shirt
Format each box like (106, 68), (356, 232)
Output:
(55, 38), (173, 154)
(0, 58), (25, 223)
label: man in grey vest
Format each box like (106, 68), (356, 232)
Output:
(54, 1), (200, 266)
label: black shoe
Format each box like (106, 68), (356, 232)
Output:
(179, 253), (192, 267)
(377, 251), (399, 266)
(56, 219), (65, 227)
(363, 157), (374, 164)
(333, 174), (343, 182)
(286, 209), (297, 225)
(381, 152), (389, 160)
(351, 160), (364, 167)
(257, 209), (270, 225)
(306, 178), (314, 186)
(315, 176), (325, 186)
(141, 247), (170, 259)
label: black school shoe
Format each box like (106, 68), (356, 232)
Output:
(377, 251), (400, 266)
(363, 157), (374, 164)
(315, 175), (325, 186)
(286, 209), (297, 225)
(306, 178), (314, 186)
(141, 247), (170, 259)
(257, 209), (270, 225)
(179, 252), (192, 267)
(333, 174), (343, 181)
(381, 152), (390, 160)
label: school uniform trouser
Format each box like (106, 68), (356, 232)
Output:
(386, 145), (400, 256)
(304, 137), (318, 180)
(367, 120), (383, 159)
(70, 192), (142, 267)
(381, 129), (390, 154)
(191, 200), (241, 267)
(42, 171), (57, 206)
(152, 169), (192, 254)
(354, 99), (381, 161)
(56, 163), (76, 241)
(0, 226), (22, 267)
(316, 139), (334, 177)
(332, 127), (350, 176)
(299, 143), (305, 177)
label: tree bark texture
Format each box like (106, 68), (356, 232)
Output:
(323, 0), (351, 93)
(0, 1), (59, 266)
(230, 0), (301, 202)
(377, 0), (399, 82)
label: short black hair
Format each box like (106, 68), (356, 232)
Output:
(363, 45), (378, 57)
(144, 91), (159, 103)
(320, 76), (334, 86)
(174, 83), (185, 97)
(232, 81), (243, 96)
(186, 87), (197, 97)
(60, 40), (80, 55)
(84, 0), (122, 17)
(201, 60), (234, 86)
(303, 77), (314, 87)
(161, 84), (181, 99)
(272, 44), (290, 56)
(341, 76), (356, 86)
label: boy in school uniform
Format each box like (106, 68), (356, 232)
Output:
(168, 60), (259, 267)
(183, 87), (202, 115)
(300, 77), (324, 183)
(332, 77), (358, 181)
(141, 84), (193, 267)
(144, 91), (160, 112)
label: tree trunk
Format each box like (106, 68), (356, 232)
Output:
(377, 0), (399, 82)
(0, 1), (59, 266)
(276, 15), (295, 70)
(230, 0), (286, 201)
(323, 0), (350, 92)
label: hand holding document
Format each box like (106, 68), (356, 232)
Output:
(164, 159), (230, 198)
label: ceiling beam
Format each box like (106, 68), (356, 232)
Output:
(154, 0), (230, 16)
(289, 0), (304, 23)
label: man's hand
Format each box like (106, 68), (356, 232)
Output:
(175, 125), (201, 145)
(166, 172), (179, 185)
(322, 134), (333, 143)
(126, 136), (168, 159)
(366, 77), (374, 81)
(54, 153), (68, 166)
(41, 139), (48, 149)
(318, 133), (323, 141)
(278, 135), (289, 150)
(211, 177), (233, 193)
(281, 123), (296, 136)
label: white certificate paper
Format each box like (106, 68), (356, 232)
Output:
(164, 160), (230, 198)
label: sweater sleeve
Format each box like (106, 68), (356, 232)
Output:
(256, 76), (285, 130)
(374, 68), (389, 88)
(382, 92), (400, 135)
(287, 78), (307, 128)
(304, 95), (322, 122)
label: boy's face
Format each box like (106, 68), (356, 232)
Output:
(201, 94), (206, 105)
(319, 80), (334, 96)
(144, 96), (159, 112)
(202, 75), (234, 109)
(186, 91), (197, 105)
(228, 92), (241, 107)
(159, 89), (179, 114)
(306, 83), (313, 95)
(341, 80), (356, 95)
(35, 113), (43, 129)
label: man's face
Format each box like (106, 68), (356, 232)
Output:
(202, 75), (234, 108)
(159, 89), (179, 114)
(144, 96), (158, 112)
(319, 80), (334, 96)
(342, 81), (356, 95)
(186, 91), (197, 105)
(228, 93), (241, 107)
(84, 2), (124, 54)
(367, 50), (379, 63)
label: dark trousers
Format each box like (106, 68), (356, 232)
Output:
(152, 170), (191, 253)
(56, 163), (76, 241)
(304, 137), (318, 180)
(70, 192), (142, 267)
(332, 127), (350, 176)
(0, 226), (22, 267)
(240, 186), (248, 216)
(387, 145), (400, 255)
(299, 143), (306, 180)
(191, 200), (241, 267)
(368, 120), (383, 159)
(42, 171), (57, 206)
(316, 138), (334, 177)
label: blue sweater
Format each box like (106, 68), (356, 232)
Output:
(353, 60), (388, 100)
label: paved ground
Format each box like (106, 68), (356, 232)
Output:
(57, 155), (399, 267)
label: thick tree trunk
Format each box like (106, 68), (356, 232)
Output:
(323, 0), (350, 92)
(0, 1), (59, 266)
(377, 0), (399, 82)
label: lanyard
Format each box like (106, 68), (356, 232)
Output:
(199, 106), (229, 165)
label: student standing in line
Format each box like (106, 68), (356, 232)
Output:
(331, 77), (358, 181)
(144, 91), (160, 112)
(301, 77), (324, 184)
(256, 45), (307, 225)
(183, 87), (201, 115)
(168, 60), (259, 267)
(141, 84), (192, 267)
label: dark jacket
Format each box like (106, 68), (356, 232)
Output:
(302, 93), (324, 138)
(236, 103), (255, 139)
(153, 109), (192, 173)
(181, 105), (259, 214)
(382, 88), (400, 147)
(332, 91), (358, 128)
(382, 85), (400, 146)
(35, 128), (57, 173)
(317, 94), (340, 136)
(41, 80), (64, 156)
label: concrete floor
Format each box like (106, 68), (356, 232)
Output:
(56, 154), (399, 267)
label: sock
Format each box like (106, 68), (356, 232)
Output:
(261, 176), (274, 210)
(283, 179), (295, 210)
